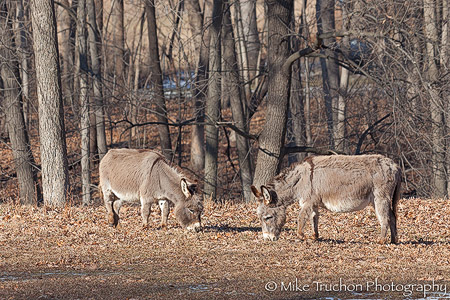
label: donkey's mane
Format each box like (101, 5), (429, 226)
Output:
(267, 157), (313, 188)
(146, 149), (196, 183)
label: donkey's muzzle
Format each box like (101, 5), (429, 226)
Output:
(263, 232), (279, 241)
(187, 222), (202, 233)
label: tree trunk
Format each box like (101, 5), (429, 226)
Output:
(87, 0), (107, 160)
(186, 0), (212, 172)
(442, 0), (450, 197)
(289, 59), (306, 163)
(112, 0), (125, 94)
(232, 2), (251, 102)
(316, 0), (339, 150)
(239, 0), (260, 83)
(336, 2), (350, 153)
(58, 0), (73, 106)
(288, 4), (306, 164)
(30, 0), (70, 206)
(424, 0), (447, 198)
(76, 0), (91, 204)
(302, 0), (312, 147)
(222, 1), (253, 202)
(1, 1), (41, 204)
(204, 0), (223, 200)
(70, 0), (79, 111)
(145, 0), (173, 160)
(252, 0), (293, 189)
(13, 0), (30, 129)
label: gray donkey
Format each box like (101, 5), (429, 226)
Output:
(99, 149), (203, 231)
(251, 155), (401, 243)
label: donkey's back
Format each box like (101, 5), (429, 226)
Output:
(99, 148), (163, 201)
(306, 155), (401, 243)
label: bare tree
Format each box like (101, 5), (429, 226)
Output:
(424, 0), (447, 198)
(222, 1), (253, 202)
(335, 1), (349, 153)
(87, 0), (107, 160)
(204, 0), (223, 199)
(238, 0), (260, 83)
(186, 0), (211, 172)
(145, 0), (173, 160)
(252, 0), (294, 189)
(58, 0), (73, 105)
(316, 0), (339, 150)
(13, 0), (30, 129)
(76, 0), (91, 204)
(1, 1), (41, 204)
(30, 0), (70, 206)
(112, 0), (125, 93)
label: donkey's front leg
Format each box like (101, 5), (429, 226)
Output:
(297, 205), (311, 239)
(140, 198), (151, 229)
(310, 206), (319, 240)
(158, 200), (170, 228)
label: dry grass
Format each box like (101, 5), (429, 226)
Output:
(0, 198), (449, 299)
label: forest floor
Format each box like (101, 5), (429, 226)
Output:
(0, 198), (449, 300)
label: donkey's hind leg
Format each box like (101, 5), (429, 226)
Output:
(374, 198), (391, 244)
(310, 206), (319, 240)
(389, 208), (398, 244)
(158, 200), (170, 228)
(297, 205), (313, 239)
(140, 198), (151, 229)
(103, 189), (119, 227)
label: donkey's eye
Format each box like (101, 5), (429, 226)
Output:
(263, 215), (273, 221)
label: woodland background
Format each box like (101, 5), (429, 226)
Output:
(1, 0), (449, 205)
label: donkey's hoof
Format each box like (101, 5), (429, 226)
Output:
(297, 233), (306, 240)
(378, 237), (389, 244)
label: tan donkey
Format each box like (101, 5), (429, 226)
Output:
(251, 155), (401, 243)
(99, 149), (203, 232)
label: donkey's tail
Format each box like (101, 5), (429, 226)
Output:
(392, 173), (402, 220)
(98, 182), (103, 200)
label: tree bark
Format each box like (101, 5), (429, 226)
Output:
(424, 0), (447, 198)
(204, 0), (223, 200)
(87, 0), (107, 160)
(1, 1), (41, 204)
(186, 0), (212, 172)
(30, 0), (70, 206)
(442, 0), (450, 197)
(112, 0), (125, 94)
(289, 59), (306, 163)
(76, 0), (91, 204)
(145, 0), (173, 160)
(239, 0), (260, 83)
(316, 0), (339, 150)
(222, 1), (253, 202)
(13, 0), (30, 129)
(301, 0), (312, 148)
(252, 0), (293, 189)
(336, 2), (349, 153)
(58, 0), (73, 106)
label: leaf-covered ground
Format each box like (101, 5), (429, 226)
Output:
(0, 198), (449, 300)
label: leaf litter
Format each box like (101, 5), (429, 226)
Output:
(0, 198), (449, 299)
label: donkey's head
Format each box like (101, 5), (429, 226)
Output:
(251, 185), (286, 241)
(174, 178), (203, 232)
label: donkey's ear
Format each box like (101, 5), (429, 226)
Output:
(181, 178), (192, 198)
(251, 185), (262, 198)
(261, 186), (273, 206)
